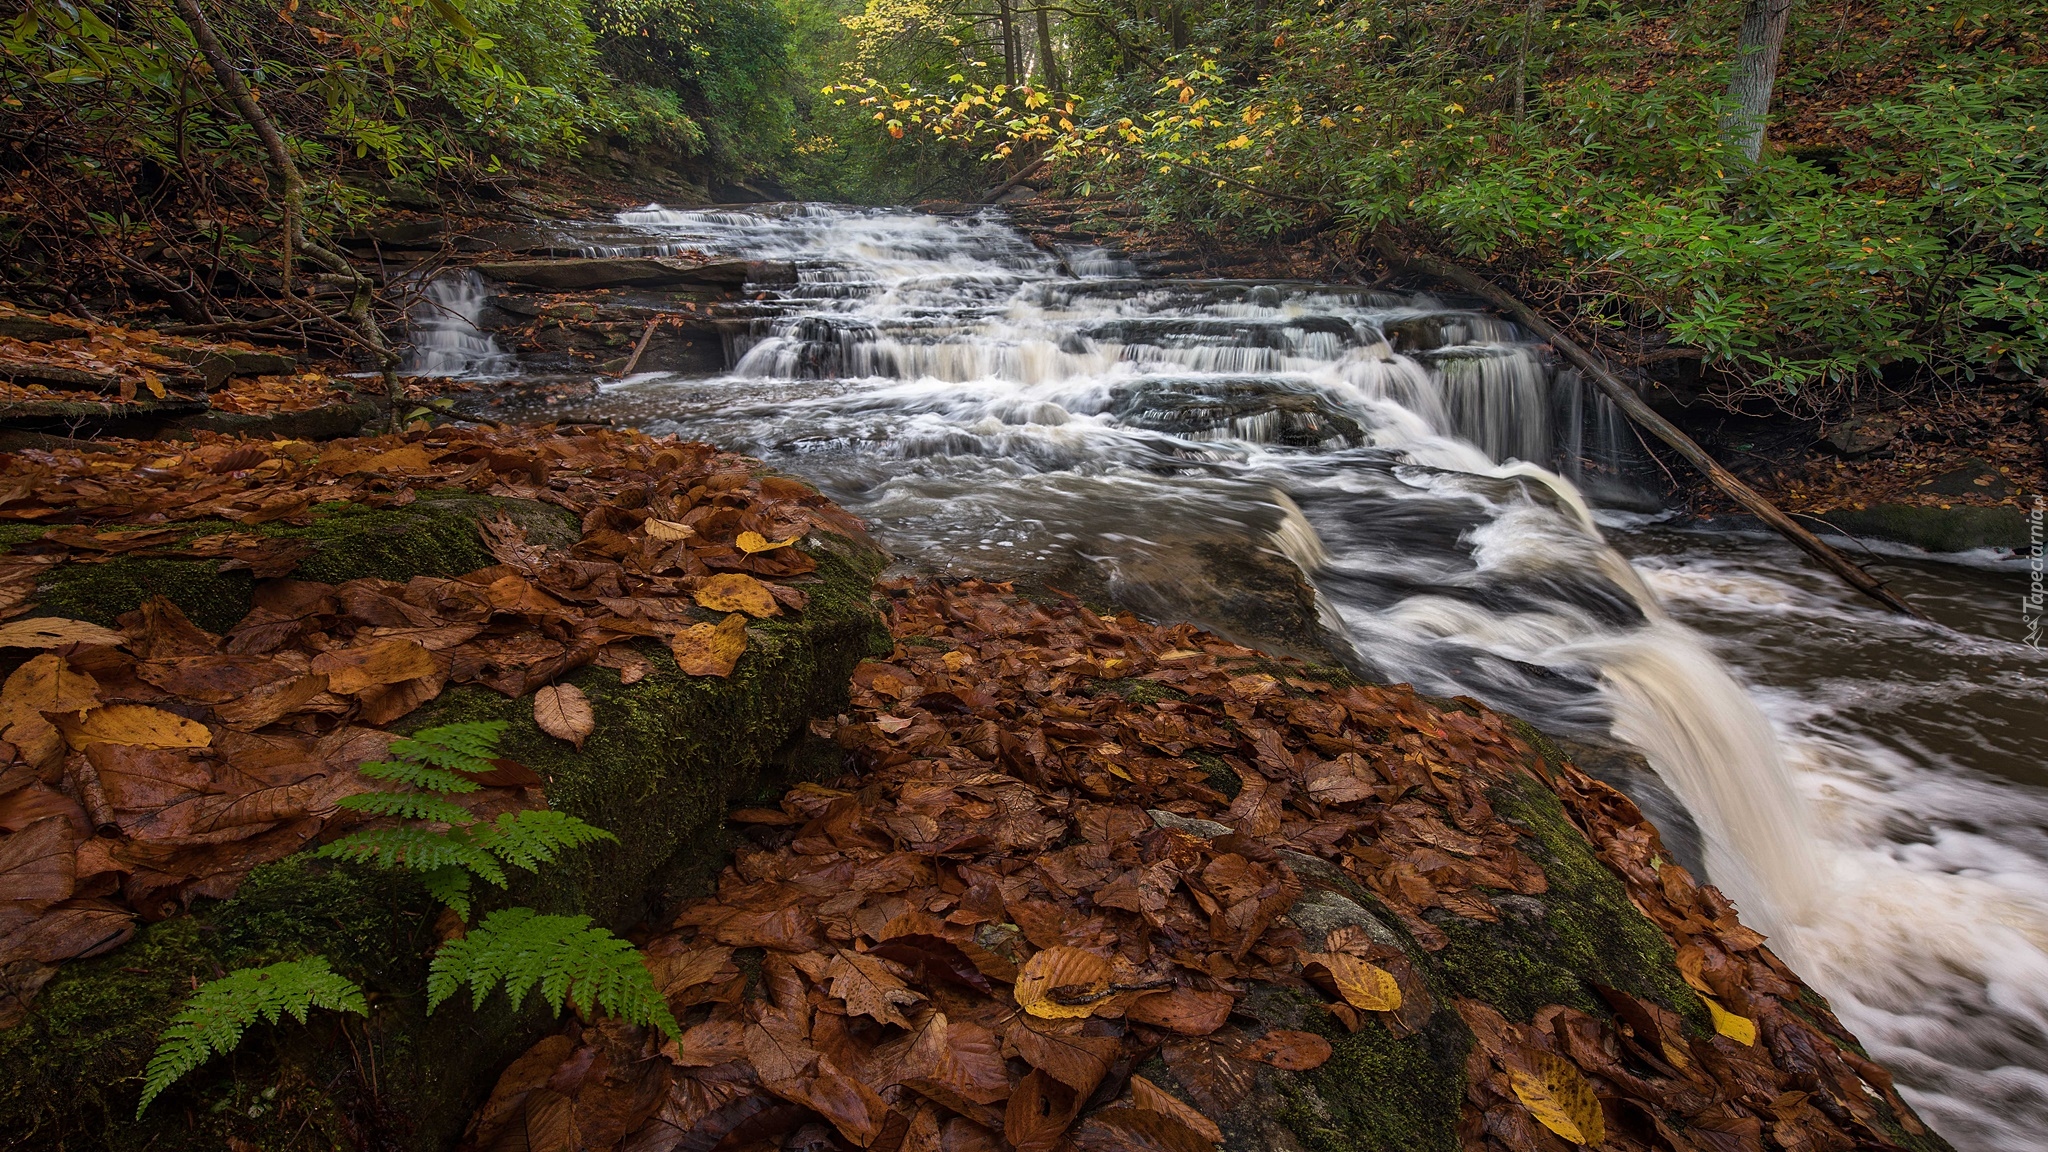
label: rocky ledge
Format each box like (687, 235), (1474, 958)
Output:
(0, 427), (890, 1148)
(0, 427), (1947, 1152)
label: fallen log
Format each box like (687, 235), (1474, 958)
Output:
(1377, 236), (1924, 619)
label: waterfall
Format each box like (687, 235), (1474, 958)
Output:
(523, 204), (2042, 1149)
(401, 270), (514, 377)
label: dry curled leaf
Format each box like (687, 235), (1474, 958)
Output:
(825, 948), (926, 1028)
(1, 653), (100, 718)
(1301, 952), (1401, 1013)
(0, 618), (125, 650)
(736, 530), (800, 553)
(670, 613), (748, 677)
(1013, 946), (1113, 1019)
(1125, 988), (1234, 1035)
(1130, 1075), (1224, 1144)
(1237, 1029), (1333, 1071)
(1008, 1016), (1119, 1098)
(644, 517), (695, 542)
(533, 683), (595, 749)
(694, 572), (780, 618)
(308, 638), (437, 695)
(1507, 1049), (1605, 1146)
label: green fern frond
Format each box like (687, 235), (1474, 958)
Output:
(356, 758), (479, 795)
(315, 827), (508, 888)
(138, 957), (365, 1116)
(386, 721), (508, 778)
(469, 810), (618, 874)
(336, 791), (478, 824)
(423, 865), (474, 920)
(426, 909), (677, 1039)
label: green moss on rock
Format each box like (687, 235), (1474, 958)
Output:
(37, 557), (255, 634)
(1269, 987), (1468, 1152)
(1430, 774), (1704, 1027)
(0, 860), (433, 1151)
(1, 508), (890, 1151)
(23, 496), (586, 633)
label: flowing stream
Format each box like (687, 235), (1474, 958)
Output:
(416, 203), (2048, 1151)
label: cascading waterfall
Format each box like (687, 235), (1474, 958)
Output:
(401, 269), (515, 377)
(503, 202), (2045, 1151)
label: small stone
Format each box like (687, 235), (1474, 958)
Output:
(1817, 415), (1900, 458)
(1918, 459), (2010, 499)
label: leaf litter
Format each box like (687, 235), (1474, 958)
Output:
(0, 425), (855, 1026)
(469, 578), (1929, 1152)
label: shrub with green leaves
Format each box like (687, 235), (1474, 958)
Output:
(140, 722), (674, 1114)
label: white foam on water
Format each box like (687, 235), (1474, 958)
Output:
(513, 204), (2046, 1149)
(401, 269), (514, 377)
(1627, 551), (2048, 1151)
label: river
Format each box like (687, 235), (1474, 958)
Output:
(416, 203), (2048, 1151)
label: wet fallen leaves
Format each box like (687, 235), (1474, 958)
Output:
(0, 303), (343, 413)
(473, 579), (1927, 1152)
(0, 425), (862, 1026)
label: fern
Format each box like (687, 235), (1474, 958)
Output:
(385, 721), (508, 777)
(138, 957), (366, 1116)
(423, 865), (475, 919)
(316, 825), (509, 887)
(357, 757), (479, 794)
(336, 791), (480, 824)
(427, 909), (678, 1039)
(469, 810), (618, 874)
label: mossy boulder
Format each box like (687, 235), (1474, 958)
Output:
(1139, 769), (1710, 1152)
(0, 495), (892, 1150)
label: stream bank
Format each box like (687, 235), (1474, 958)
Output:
(0, 197), (2027, 1151)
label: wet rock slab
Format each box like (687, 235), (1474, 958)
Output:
(472, 256), (795, 291)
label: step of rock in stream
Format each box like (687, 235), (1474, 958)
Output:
(415, 202), (2048, 1152)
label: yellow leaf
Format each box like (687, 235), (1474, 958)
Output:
(0, 653), (100, 720)
(645, 517), (695, 542)
(59, 704), (212, 751)
(1702, 995), (1756, 1046)
(1507, 1050), (1605, 1146)
(694, 573), (780, 618)
(141, 370), (166, 399)
(1013, 945), (1113, 1019)
(670, 613), (748, 677)
(1301, 952), (1401, 1012)
(0, 617), (126, 650)
(735, 530), (801, 553)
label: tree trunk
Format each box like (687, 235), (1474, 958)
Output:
(996, 0), (1019, 88)
(172, 0), (399, 423)
(1513, 0), (1541, 120)
(1723, 0), (1793, 164)
(1035, 2), (1062, 94)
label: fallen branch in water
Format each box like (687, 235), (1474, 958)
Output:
(1375, 235), (1924, 619)
(616, 315), (664, 377)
